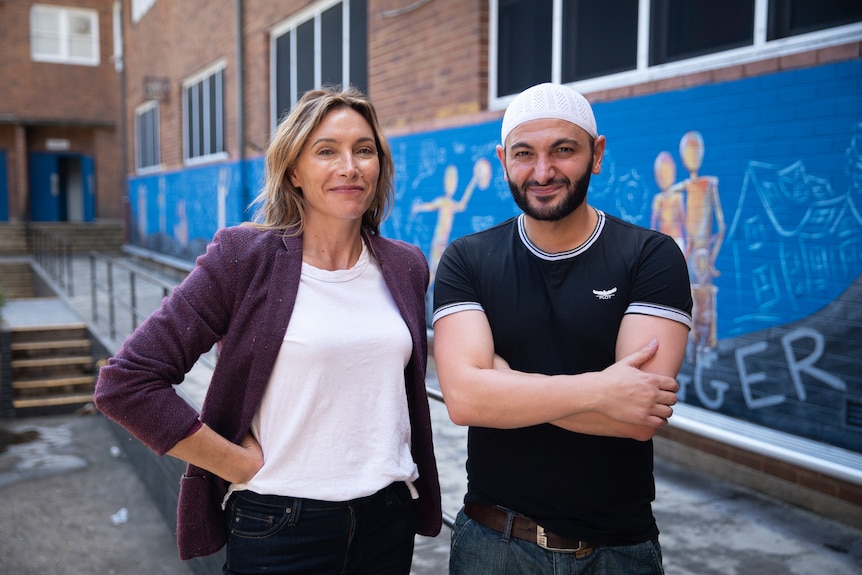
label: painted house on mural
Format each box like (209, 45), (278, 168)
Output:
(121, 0), (861, 520)
(0, 0), (123, 226)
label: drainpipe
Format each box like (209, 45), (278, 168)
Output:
(235, 0), (248, 220)
(114, 0), (130, 242)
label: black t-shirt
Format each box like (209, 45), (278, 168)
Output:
(433, 211), (693, 545)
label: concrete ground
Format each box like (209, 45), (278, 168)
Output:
(2, 261), (861, 574)
(2, 406), (861, 575)
(0, 411), (191, 575)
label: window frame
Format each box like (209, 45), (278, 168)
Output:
(269, 0), (367, 130)
(135, 101), (161, 174)
(30, 4), (100, 66)
(182, 61), (228, 166)
(489, 0), (862, 108)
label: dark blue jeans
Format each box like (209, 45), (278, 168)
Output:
(223, 483), (417, 575)
(449, 507), (664, 575)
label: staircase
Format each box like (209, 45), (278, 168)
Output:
(3, 323), (96, 416)
(0, 261), (99, 417)
(0, 221), (125, 256)
(0, 259), (37, 299)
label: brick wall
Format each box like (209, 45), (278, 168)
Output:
(121, 0), (239, 173)
(0, 0), (122, 221)
(368, 0), (488, 129)
(0, 0), (119, 123)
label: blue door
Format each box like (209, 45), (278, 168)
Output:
(29, 152), (60, 221)
(0, 151), (8, 221)
(29, 152), (95, 222)
(81, 155), (95, 222)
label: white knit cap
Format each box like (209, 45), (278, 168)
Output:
(500, 83), (598, 144)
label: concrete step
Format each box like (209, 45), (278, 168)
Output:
(0, 221), (124, 256)
(12, 392), (94, 409)
(11, 338), (92, 357)
(0, 261), (36, 299)
(13, 374), (95, 390)
(11, 355), (94, 370)
(1, 305), (98, 416)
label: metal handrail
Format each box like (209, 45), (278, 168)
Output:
(28, 227), (75, 296)
(86, 252), (216, 371)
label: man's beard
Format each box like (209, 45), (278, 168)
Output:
(509, 169), (591, 222)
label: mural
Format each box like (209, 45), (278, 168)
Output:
(384, 60), (862, 454)
(127, 60), (862, 454)
(128, 161), (265, 261)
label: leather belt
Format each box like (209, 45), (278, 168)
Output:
(464, 503), (595, 558)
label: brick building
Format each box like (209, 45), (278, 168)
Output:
(8, 0), (858, 542)
(0, 0), (123, 223)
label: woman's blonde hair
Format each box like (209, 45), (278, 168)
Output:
(248, 86), (393, 235)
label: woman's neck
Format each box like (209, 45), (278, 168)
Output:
(302, 224), (365, 270)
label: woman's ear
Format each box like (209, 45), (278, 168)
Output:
(287, 167), (300, 188)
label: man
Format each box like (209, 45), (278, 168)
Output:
(432, 82), (693, 574)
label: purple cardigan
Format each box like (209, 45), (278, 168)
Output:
(94, 226), (442, 559)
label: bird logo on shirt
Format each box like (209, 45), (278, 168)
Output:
(593, 287), (617, 300)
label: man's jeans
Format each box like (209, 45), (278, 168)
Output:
(449, 507), (664, 575)
(223, 483), (417, 574)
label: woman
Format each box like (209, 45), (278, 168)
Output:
(95, 87), (442, 574)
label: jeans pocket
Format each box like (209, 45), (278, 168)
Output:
(385, 482), (415, 508)
(227, 494), (294, 539)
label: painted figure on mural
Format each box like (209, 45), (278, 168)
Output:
(678, 131), (725, 357)
(174, 199), (188, 247)
(411, 158), (492, 284)
(650, 151), (686, 253)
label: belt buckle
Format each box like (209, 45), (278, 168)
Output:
(536, 525), (588, 554)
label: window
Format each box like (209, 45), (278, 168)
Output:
(271, 0), (368, 125)
(649, 0), (754, 65)
(491, 0), (862, 102)
(496, 0), (552, 97)
(563, 0), (640, 82)
(768, 0), (862, 40)
(30, 4), (99, 66)
(183, 63), (226, 164)
(135, 102), (160, 172)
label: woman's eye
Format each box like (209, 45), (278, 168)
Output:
(357, 147), (376, 156)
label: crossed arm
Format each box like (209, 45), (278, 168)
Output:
(433, 310), (689, 441)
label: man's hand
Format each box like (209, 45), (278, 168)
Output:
(591, 339), (678, 430)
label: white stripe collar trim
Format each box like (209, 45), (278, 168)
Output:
(517, 209), (605, 261)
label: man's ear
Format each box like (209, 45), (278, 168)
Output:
(592, 136), (607, 175)
(496, 145), (509, 181)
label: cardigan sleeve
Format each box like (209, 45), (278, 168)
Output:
(94, 229), (240, 455)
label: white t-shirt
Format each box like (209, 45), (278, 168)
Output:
(227, 242), (418, 502)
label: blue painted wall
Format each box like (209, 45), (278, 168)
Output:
(128, 60), (862, 453)
(128, 160), (265, 260)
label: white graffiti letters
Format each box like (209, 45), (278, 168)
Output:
(678, 327), (845, 411)
(781, 328), (846, 401)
